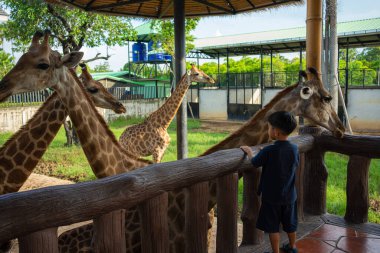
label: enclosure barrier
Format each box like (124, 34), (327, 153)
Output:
(0, 127), (379, 252)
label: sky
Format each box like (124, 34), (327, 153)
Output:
(2, 0), (380, 71)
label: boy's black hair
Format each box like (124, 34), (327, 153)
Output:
(268, 111), (297, 135)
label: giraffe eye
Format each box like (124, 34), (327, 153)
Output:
(87, 87), (99, 94)
(37, 63), (50, 70)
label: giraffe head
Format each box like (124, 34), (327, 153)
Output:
(79, 63), (126, 114)
(188, 64), (215, 84)
(0, 30), (83, 101)
(286, 68), (345, 137)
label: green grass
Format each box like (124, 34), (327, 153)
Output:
(0, 117), (379, 223)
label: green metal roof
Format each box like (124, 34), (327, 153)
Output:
(194, 17), (380, 56)
(133, 22), (158, 42)
(91, 71), (170, 86)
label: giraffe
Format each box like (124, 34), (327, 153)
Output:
(119, 64), (215, 163)
(0, 64), (126, 195)
(59, 68), (346, 253)
(58, 64), (215, 252)
(0, 31), (153, 252)
(198, 67), (346, 242)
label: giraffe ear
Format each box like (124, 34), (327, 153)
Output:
(299, 70), (307, 82)
(58, 52), (84, 68)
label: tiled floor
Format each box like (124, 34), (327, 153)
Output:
(295, 224), (380, 253)
(238, 215), (380, 253)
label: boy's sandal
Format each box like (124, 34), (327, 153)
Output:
(281, 243), (298, 253)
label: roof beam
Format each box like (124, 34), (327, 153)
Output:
(245, 0), (256, 8)
(136, 3), (143, 15)
(158, 0), (173, 18)
(85, 0), (96, 10)
(89, 0), (151, 11)
(157, 0), (163, 17)
(192, 0), (235, 14)
(224, 0), (236, 13)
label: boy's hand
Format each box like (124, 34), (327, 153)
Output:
(240, 146), (253, 159)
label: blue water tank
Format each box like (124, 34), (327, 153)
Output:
(148, 53), (164, 61)
(163, 55), (172, 61)
(148, 40), (162, 51)
(132, 42), (147, 62)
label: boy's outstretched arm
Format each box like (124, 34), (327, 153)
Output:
(240, 146), (254, 160)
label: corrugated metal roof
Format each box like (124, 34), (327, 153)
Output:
(194, 17), (380, 55)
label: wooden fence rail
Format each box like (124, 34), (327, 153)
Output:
(0, 134), (313, 243)
(0, 130), (378, 251)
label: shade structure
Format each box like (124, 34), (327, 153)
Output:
(46, 0), (303, 18)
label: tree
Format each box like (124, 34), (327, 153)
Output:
(93, 61), (112, 72)
(0, 0), (136, 61)
(0, 50), (14, 78)
(149, 19), (199, 56)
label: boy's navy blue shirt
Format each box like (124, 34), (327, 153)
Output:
(251, 140), (299, 205)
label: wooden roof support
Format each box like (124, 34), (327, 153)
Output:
(306, 0), (322, 73)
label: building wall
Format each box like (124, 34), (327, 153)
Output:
(347, 89), (380, 132)
(0, 106), (40, 132)
(1, 89), (380, 133)
(199, 89), (227, 120)
(0, 99), (166, 132)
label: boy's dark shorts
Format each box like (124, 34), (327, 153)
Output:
(256, 201), (298, 233)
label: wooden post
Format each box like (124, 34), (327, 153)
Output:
(216, 173), (238, 253)
(295, 153), (305, 221)
(240, 168), (263, 246)
(306, 0), (323, 72)
(139, 193), (169, 253)
(345, 155), (371, 223)
(185, 182), (209, 253)
(92, 209), (126, 253)
(300, 126), (327, 215)
(19, 228), (58, 253)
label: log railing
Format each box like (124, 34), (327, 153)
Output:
(0, 128), (378, 252)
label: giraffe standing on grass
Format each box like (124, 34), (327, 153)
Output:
(119, 64), (215, 163)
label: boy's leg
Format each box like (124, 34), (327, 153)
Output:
(287, 232), (296, 248)
(269, 233), (280, 253)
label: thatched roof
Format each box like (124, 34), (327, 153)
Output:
(46, 0), (303, 19)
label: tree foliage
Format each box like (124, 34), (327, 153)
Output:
(150, 18), (199, 56)
(0, 0), (136, 61)
(0, 50), (14, 78)
(93, 61), (112, 72)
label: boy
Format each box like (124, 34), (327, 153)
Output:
(240, 111), (299, 253)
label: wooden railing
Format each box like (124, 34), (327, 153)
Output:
(0, 127), (379, 252)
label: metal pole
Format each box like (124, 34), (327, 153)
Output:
(326, 0), (339, 112)
(260, 47), (263, 108)
(155, 63), (158, 98)
(345, 39), (349, 106)
(306, 0), (323, 73)
(227, 49), (230, 112)
(217, 53), (220, 87)
(174, 0), (187, 159)
(128, 41), (131, 77)
(270, 50), (273, 87)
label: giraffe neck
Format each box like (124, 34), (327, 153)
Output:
(202, 84), (299, 156)
(54, 70), (150, 178)
(147, 74), (190, 129)
(0, 93), (67, 194)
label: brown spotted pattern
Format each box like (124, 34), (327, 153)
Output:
(119, 65), (215, 163)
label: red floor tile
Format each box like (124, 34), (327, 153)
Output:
(307, 224), (358, 242)
(295, 238), (335, 253)
(337, 237), (380, 253)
